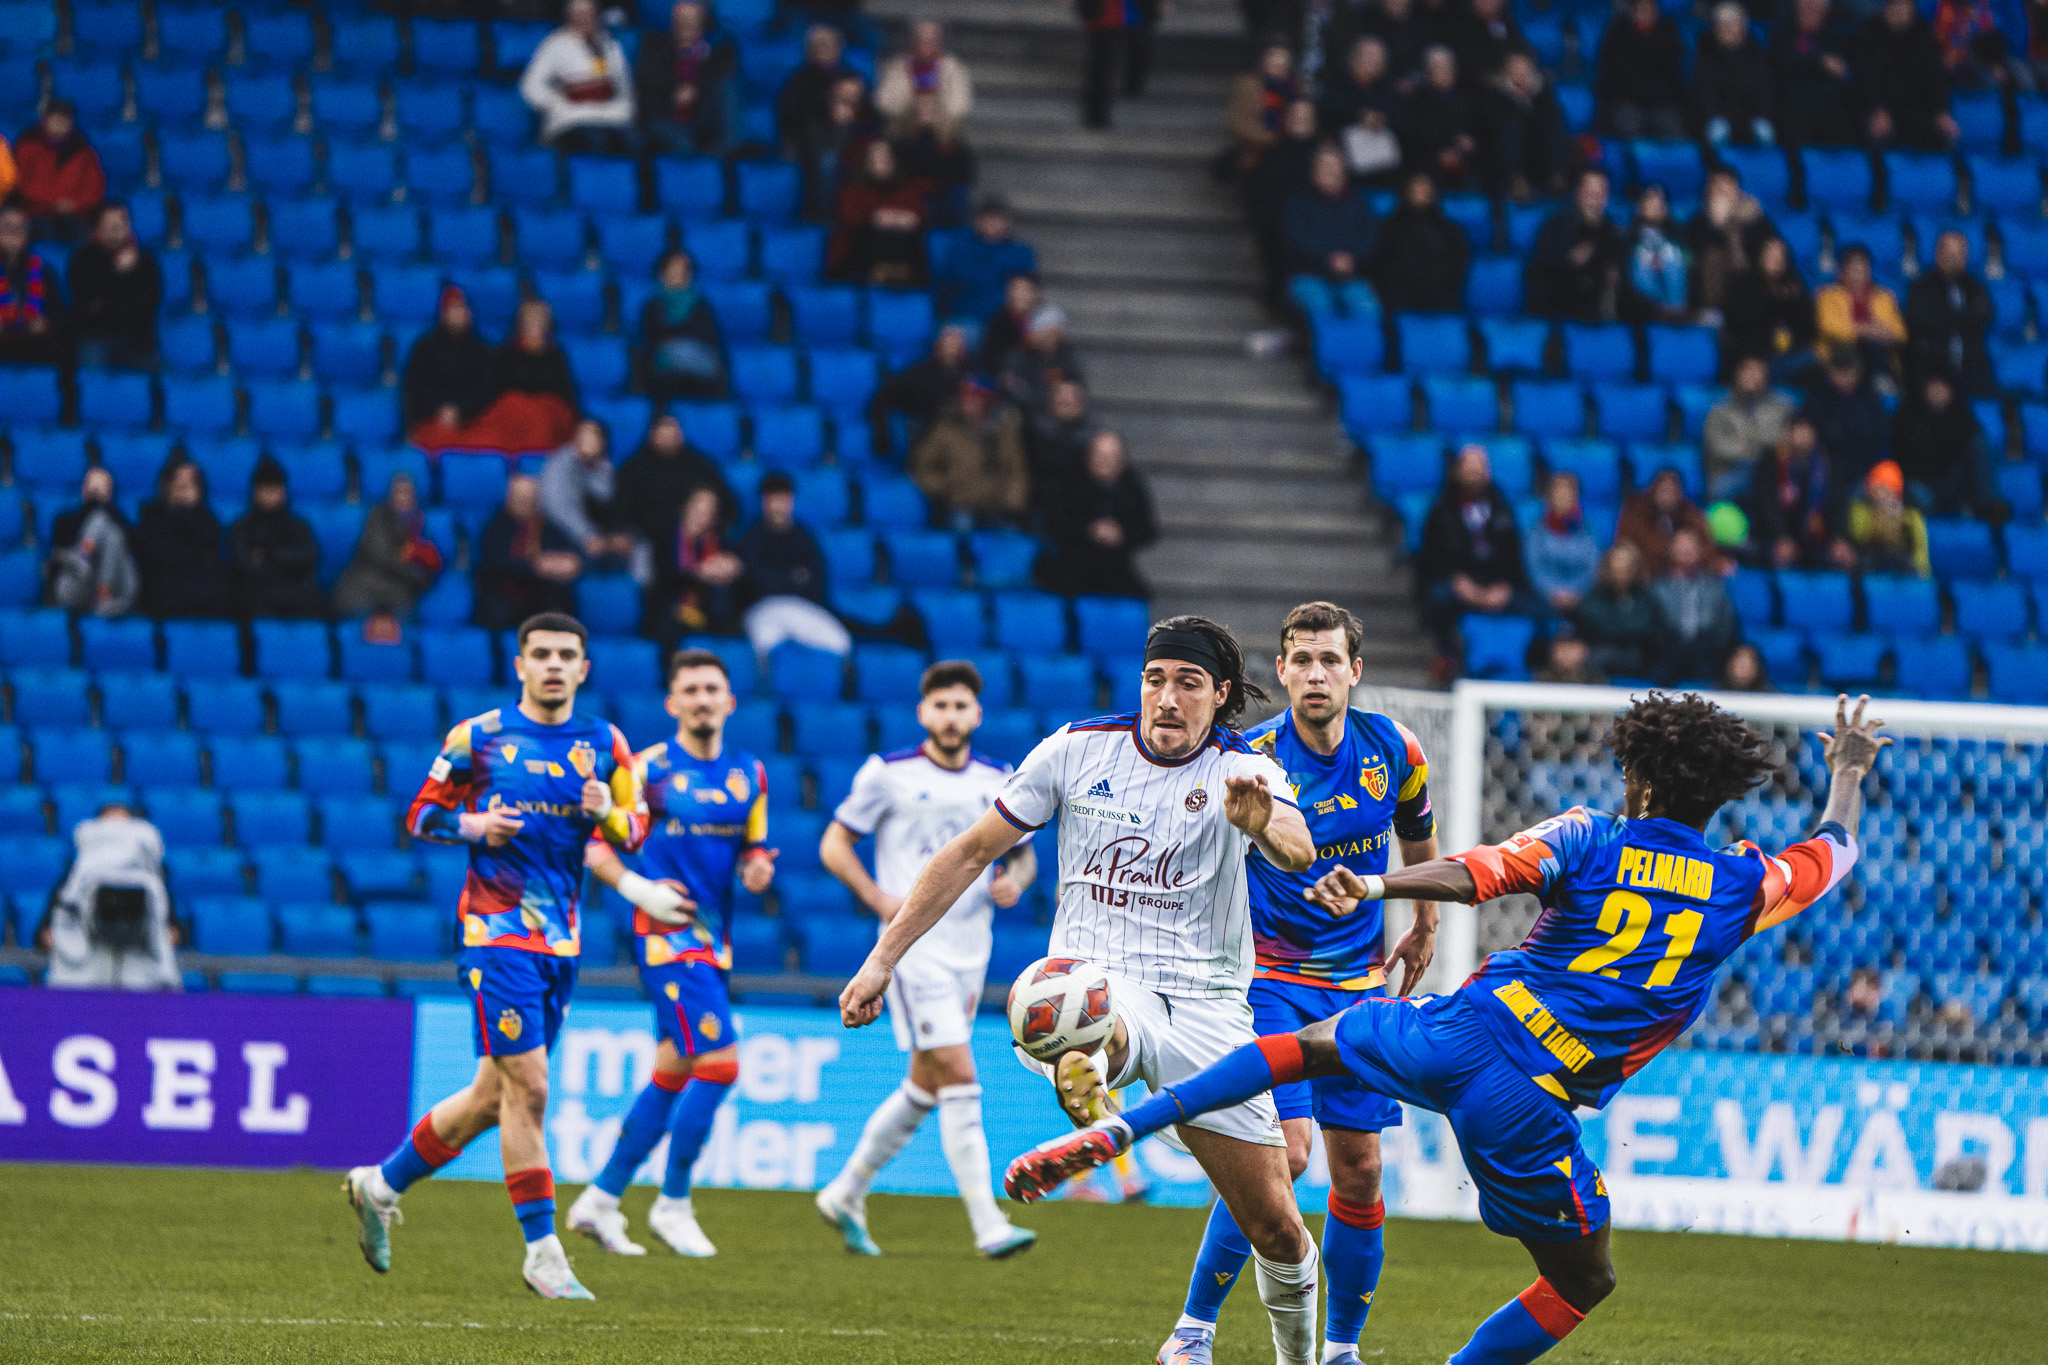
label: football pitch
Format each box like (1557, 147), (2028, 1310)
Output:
(0, 1164), (2038, 1364)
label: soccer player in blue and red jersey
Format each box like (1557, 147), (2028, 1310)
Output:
(1009, 693), (1886, 1365)
(343, 612), (647, 1300)
(564, 647), (776, 1259)
(1161, 603), (1440, 1365)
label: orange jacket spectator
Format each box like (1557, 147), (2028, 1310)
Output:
(13, 102), (106, 222)
(0, 135), (15, 201)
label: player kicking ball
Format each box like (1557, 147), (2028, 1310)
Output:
(813, 660), (1039, 1260)
(564, 648), (777, 1258)
(842, 617), (1333, 1365)
(1162, 603), (1441, 1365)
(1008, 693), (1886, 1365)
(344, 613), (648, 1300)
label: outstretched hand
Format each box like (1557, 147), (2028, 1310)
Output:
(1306, 866), (1371, 919)
(1820, 694), (1890, 776)
(1223, 774), (1275, 836)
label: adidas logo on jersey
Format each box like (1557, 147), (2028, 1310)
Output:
(1085, 779), (1115, 800)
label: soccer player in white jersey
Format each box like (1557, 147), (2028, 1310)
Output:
(840, 616), (1327, 1365)
(813, 660), (1041, 1259)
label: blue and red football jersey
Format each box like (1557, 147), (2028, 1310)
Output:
(1245, 708), (1434, 990)
(1450, 807), (1856, 1109)
(407, 706), (647, 956)
(625, 740), (769, 970)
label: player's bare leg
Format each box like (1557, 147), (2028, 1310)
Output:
(568, 1038), (699, 1255)
(1437, 1226), (1614, 1363)
(483, 1048), (592, 1299)
(1181, 1126), (1320, 1365)
(344, 1059), (504, 1272)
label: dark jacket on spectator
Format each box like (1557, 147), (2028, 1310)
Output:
(613, 440), (737, 564)
(737, 518), (828, 603)
(1770, 13), (1857, 146)
(1373, 197), (1472, 311)
(496, 335), (579, 407)
(475, 510), (579, 631)
(1595, 10), (1687, 120)
(230, 502), (325, 619)
(134, 499), (233, 619)
(1417, 484), (1526, 590)
(1281, 183), (1378, 277)
(777, 60), (852, 158)
(1722, 256), (1815, 362)
(1399, 83), (1478, 181)
(1892, 388), (1986, 511)
(1690, 32), (1774, 137)
(1803, 370), (1891, 487)
(634, 26), (737, 145)
(1577, 578), (1657, 678)
(639, 286), (728, 400)
(1855, 10), (1953, 148)
(332, 501), (440, 618)
(1525, 206), (1624, 319)
(402, 322), (499, 428)
(1743, 445), (1839, 563)
(934, 232), (1035, 324)
(1904, 269), (1995, 392)
(872, 351), (971, 452)
(1040, 466), (1157, 598)
(68, 239), (161, 355)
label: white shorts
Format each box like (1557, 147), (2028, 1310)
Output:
(886, 944), (986, 1053)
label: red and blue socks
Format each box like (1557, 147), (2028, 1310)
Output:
(661, 1055), (737, 1199)
(379, 1114), (463, 1196)
(1181, 1199), (1253, 1325)
(591, 1072), (687, 1198)
(1448, 1278), (1586, 1364)
(1321, 1193), (1386, 1351)
(1116, 1036), (1308, 1142)
(507, 1167), (557, 1243)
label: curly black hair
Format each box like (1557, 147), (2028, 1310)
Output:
(1608, 692), (1777, 826)
(1148, 615), (1268, 728)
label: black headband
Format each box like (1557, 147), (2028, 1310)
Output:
(1145, 628), (1227, 684)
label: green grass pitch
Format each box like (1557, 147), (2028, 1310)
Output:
(0, 1163), (2039, 1363)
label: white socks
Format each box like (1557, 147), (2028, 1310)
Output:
(1253, 1242), (1321, 1365)
(832, 1080), (935, 1200)
(936, 1082), (1010, 1244)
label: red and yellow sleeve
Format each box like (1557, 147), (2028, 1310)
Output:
(743, 758), (769, 850)
(407, 721), (477, 843)
(1748, 826), (1857, 935)
(595, 725), (649, 852)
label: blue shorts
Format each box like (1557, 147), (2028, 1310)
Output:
(1251, 978), (1403, 1132)
(642, 958), (735, 1056)
(459, 946), (577, 1058)
(1332, 991), (1609, 1243)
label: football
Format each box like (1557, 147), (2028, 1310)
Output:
(1006, 957), (1116, 1063)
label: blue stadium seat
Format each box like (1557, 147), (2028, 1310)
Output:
(438, 450), (508, 511)
(182, 194), (258, 255)
(1726, 568), (1777, 626)
(511, 206), (585, 269)
(167, 624), (252, 684)
(78, 617), (155, 672)
(468, 82), (532, 144)
(415, 626), (493, 688)
(0, 365), (64, 426)
(1862, 574), (1941, 635)
(1019, 655), (1097, 713)
(1621, 441), (1702, 498)
(244, 9), (316, 68)
(1998, 463), (2044, 521)
(768, 642), (845, 699)
(1476, 316), (1546, 372)
(1630, 140), (1702, 199)
(332, 14), (402, 71)
(271, 680), (353, 738)
(357, 683), (442, 742)
(1395, 314), (1470, 373)
(1468, 436), (1534, 498)
(1463, 254), (1523, 313)
(586, 636), (661, 694)
(32, 724), (112, 782)
(0, 610), (70, 668)
(1968, 154), (2040, 217)
(1813, 631), (1886, 686)
(1460, 614), (1536, 680)
(1801, 147), (1874, 212)
(352, 206), (425, 266)
(868, 290), (935, 363)
(50, 58), (124, 123)
(252, 620), (333, 680)
(99, 670), (180, 732)
(1895, 636), (1972, 699)
(295, 736), (376, 795)
(69, 5), (143, 55)
(310, 79), (383, 135)
(247, 134), (319, 198)
(655, 157), (728, 219)
(568, 156), (640, 215)
(412, 15), (484, 73)
(1883, 152), (1959, 214)
(821, 527), (878, 586)
(595, 215), (668, 275)
(911, 588), (985, 652)
(208, 734), (291, 791)
(968, 530), (1038, 590)
(992, 593), (1067, 653)
(1778, 570), (1855, 631)
(861, 475), (928, 530)
(181, 680), (265, 739)
(1746, 626), (1806, 683)
(1561, 323), (1635, 380)
(365, 900), (444, 959)
(427, 204), (499, 267)
(574, 574), (641, 637)
(735, 161), (802, 222)
(789, 285), (862, 348)
(1926, 518), (1999, 578)
(1420, 376), (1497, 432)
(223, 317), (302, 380)
(788, 702), (869, 758)
(730, 345), (801, 404)
(1991, 338), (2048, 394)
(159, 130), (233, 192)
(16, 668), (92, 729)
(1952, 579), (2030, 641)
(851, 643), (926, 703)
(134, 64), (207, 125)
(563, 335), (629, 396)
(235, 791), (314, 848)
(1644, 325), (1717, 384)
(485, 145), (560, 206)
(1591, 382), (1667, 441)
(393, 84), (468, 149)
(1540, 438), (1622, 503)
(319, 794), (399, 851)
(1441, 194), (1494, 251)
(77, 369), (154, 429)
(142, 786), (225, 847)
(276, 902), (357, 957)
(188, 897), (274, 955)
(1311, 315), (1385, 378)
(327, 139), (404, 205)
(883, 529), (958, 588)
(1508, 379), (1584, 438)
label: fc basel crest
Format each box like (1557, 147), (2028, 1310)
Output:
(567, 740), (597, 779)
(726, 768), (750, 801)
(1360, 761), (1388, 801)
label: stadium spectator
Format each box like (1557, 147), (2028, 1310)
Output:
(1647, 526), (1738, 683)
(999, 304), (1082, 413)
(1040, 430), (1156, 598)
(1228, 43), (1304, 172)
(1856, 0), (1959, 149)
(737, 470), (829, 605)
(1892, 369), (1988, 515)
(1534, 633), (1603, 684)
(1684, 168), (1773, 321)
(1692, 2), (1775, 147)
(1362, 0), (1430, 85)
(0, 131), (13, 201)
(1771, 0), (1857, 148)
(1620, 182), (1691, 325)
(37, 804), (179, 991)
(1076, 0), (1157, 129)
(230, 456), (326, 620)
(520, 0), (637, 154)
(1577, 542), (1657, 678)
(1722, 235), (1815, 374)
(1526, 471), (1601, 614)
(402, 286), (499, 446)
(830, 139), (936, 286)
(1243, 100), (1322, 307)
(1399, 47), (1479, 189)
(133, 458), (233, 620)
(891, 94), (976, 218)
(1803, 345), (1890, 488)
(1844, 459), (1930, 576)
(1373, 171), (1470, 312)
(1743, 416), (1848, 569)
(1318, 37), (1398, 145)
(1720, 641), (1770, 691)
(614, 412), (738, 563)
(1282, 145), (1379, 313)
(872, 323), (973, 454)
(541, 417), (641, 573)
(1934, 0), (2014, 89)
(482, 298), (580, 452)
(639, 249), (728, 400)
(635, 1), (736, 154)
(795, 75), (880, 221)
(909, 378), (1030, 527)
(1416, 444), (1533, 663)
(1525, 169), (1623, 321)
(67, 201), (161, 370)
(651, 485), (743, 636)
(12, 100), (105, 239)
(876, 19), (974, 130)
(45, 467), (137, 617)
(936, 197), (1035, 322)
(0, 206), (61, 367)
(1483, 51), (1571, 203)
(1595, 0), (1688, 139)
(1905, 230), (1994, 394)
(1027, 378), (1097, 498)
(475, 473), (584, 632)
(779, 25), (856, 158)
(332, 472), (443, 619)
(1815, 247), (1906, 378)
(1704, 356), (1795, 499)
(1446, 0), (1524, 85)
(1617, 466), (1711, 576)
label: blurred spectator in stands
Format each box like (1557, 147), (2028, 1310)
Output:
(1856, 0), (1958, 149)
(333, 472), (442, 618)
(1596, 0), (1687, 139)
(475, 298), (579, 452)
(738, 470), (828, 605)
(877, 19), (974, 129)
(615, 412), (738, 564)
(1722, 236), (1814, 376)
(1446, 0), (1523, 85)
(403, 286), (499, 447)
(640, 249), (728, 401)
(1283, 144), (1380, 313)
(796, 75), (880, 221)
(542, 417), (643, 576)
(1001, 304), (1084, 415)
(1244, 100), (1322, 308)
(1620, 183), (1691, 325)
(0, 131), (14, 202)
(980, 273), (1041, 371)
(1577, 542), (1656, 678)
(1078, 0), (1157, 129)
(521, 0), (637, 154)
(1293, 0), (1367, 91)
(892, 94), (976, 220)
(1230, 42), (1304, 173)
(1844, 966), (1883, 1021)
(1844, 459), (1930, 575)
(476, 473), (584, 631)
(1362, 0), (1429, 86)
(38, 803), (179, 991)
(1905, 230), (1994, 395)
(910, 378), (1030, 528)
(653, 485), (743, 636)
(1400, 47), (1478, 189)
(1743, 415), (1848, 569)
(1684, 169), (1772, 323)
(1618, 466), (1710, 576)
(1534, 633), (1603, 685)
(1693, 2), (1775, 148)
(134, 458), (233, 619)
(1484, 51), (1570, 204)
(1648, 527), (1738, 683)
(0, 206), (61, 367)
(1934, 0), (2015, 90)
(1815, 247), (1905, 379)
(1373, 171), (1471, 312)
(831, 139), (935, 286)
(1416, 444), (1533, 665)
(1040, 430), (1156, 599)
(13, 100), (105, 241)
(230, 457), (325, 620)
(68, 201), (160, 371)
(1527, 471), (1600, 616)
(1318, 37), (1397, 141)
(1525, 169), (1623, 321)
(780, 24), (855, 158)
(1027, 378), (1097, 500)
(1705, 356), (1794, 499)
(1720, 640), (1770, 691)
(1803, 344), (1889, 487)
(937, 197), (1035, 322)
(1771, 0), (1857, 148)
(873, 323), (973, 454)
(636, 0), (736, 154)
(45, 467), (137, 617)
(1892, 369), (1988, 515)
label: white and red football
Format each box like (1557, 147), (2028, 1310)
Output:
(1007, 956), (1116, 1063)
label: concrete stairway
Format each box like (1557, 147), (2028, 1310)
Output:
(871, 0), (1432, 698)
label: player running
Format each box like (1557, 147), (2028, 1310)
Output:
(812, 659), (1039, 1260)
(564, 647), (777, 1258)
(1162, 603), (1440, 1365)
(841, 617), (1331, 1365)
(1007, 693), (1886, 1365)
(344, 613), (647, 1300)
